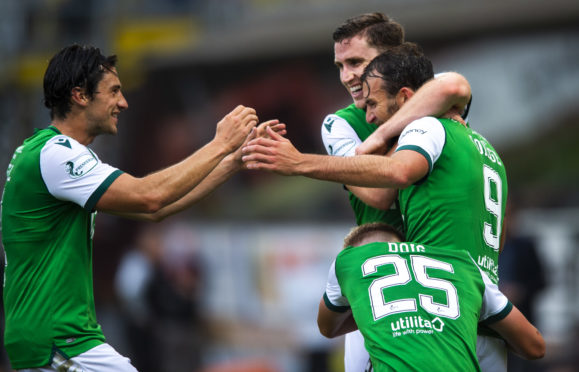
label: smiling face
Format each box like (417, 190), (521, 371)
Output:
(85, 68), (128, 137)
(334, 35), (381, 108)
(363, 74), (399, 125)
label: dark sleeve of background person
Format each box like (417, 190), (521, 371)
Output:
(499, 236), (547, 323)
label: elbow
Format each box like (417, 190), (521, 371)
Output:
(146, 212), (168, 224)
(388, 170), (414, 190)
(139, 191), (168, 215)
(317, 323), (337, 339)
(364, 189), (397, 210)
(317, 314), (338, 339)
(524, 337), (546, 360)
(516, 329), (546, 360)
(438, 72), (471, 102)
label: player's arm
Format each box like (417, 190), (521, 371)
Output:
(243, 121), (432, 189)
(111, 120), (285, 222)
(96, 105), (258, 215)
(321, 114), (398, 210)
(346, 142), (399, 210)
(109, 153), (240, 222)
(318, 260), (359, 338)
(244, 135), (427, 188)
(317, 297), (358, 338)
(487, 305), (545, 360)
(357, 72), (470, 155)
(346, 186), (399, 210)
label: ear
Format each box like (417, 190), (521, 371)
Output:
(396, 87), (415, 107)
(71, 87), (89, 106)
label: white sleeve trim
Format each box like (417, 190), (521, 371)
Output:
(478, 265), (509, 321)
(396, 116), (445, 172)
(40, 135), (120, 207)
(321, 114), (363, 157)
(325, 260), (349, 307)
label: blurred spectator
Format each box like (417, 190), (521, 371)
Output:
(499, 198), (547, 372)
(115, 222), (206, 372)
(115, 225), (164, 372)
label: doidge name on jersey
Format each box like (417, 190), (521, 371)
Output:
(386, 242), (426, 253)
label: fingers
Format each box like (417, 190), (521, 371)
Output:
(241, 148), (273, 169)
(231, 104), (254, 116)
(265, 125), (284, 141)
(232, 106), (258, 129)
(257, 119), (280, 129)
(270, 123), (287, 134)
(242, 138), (276, 155)
(256, 119), (287, 138)
(246, 127), (257, 142)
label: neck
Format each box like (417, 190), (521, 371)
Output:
(441, 110), (467, 127)
(51, 116), (95, 145)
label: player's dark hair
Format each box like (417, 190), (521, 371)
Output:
(361, 42), (434, 97)
(343, 222), (404, 248)
(333, 12), (405, 52)
(43, 44), (118, 120)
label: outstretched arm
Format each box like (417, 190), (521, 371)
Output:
(105, 119), (285, 222)
(488, 305), (545, 360)
(357, 72), (471, 155)
(242, 126), (428, 189)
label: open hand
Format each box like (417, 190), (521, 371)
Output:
(241, 126), (302, 175)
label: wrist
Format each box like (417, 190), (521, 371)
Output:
(209, 137), (235, 157)
(223, 152), (243, 171)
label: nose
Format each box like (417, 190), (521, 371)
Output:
(366, 110), (375, 124)
(341, 66), (354, 86)
(118, 92), (129, 110)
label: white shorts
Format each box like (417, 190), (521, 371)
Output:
(18, 343), (138, 372)
(344, 330), (371, 372)
(476, 334), (507, 372)
(344, 329), (506, 372)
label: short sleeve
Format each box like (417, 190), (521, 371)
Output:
(395, 116), (445, 173)
(321, 114), (362, 157)
(40, 135), (123, 211)
(323, 260), (350, 312)
(478, 267), (513, 324)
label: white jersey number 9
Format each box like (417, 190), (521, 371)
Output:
(483, 165), (502, 251)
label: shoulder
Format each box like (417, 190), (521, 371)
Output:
(323, 104), (362, 129)
(324, 104), (363, 127)
(321, 107), (364, 156)
(43, 134), (88, 154)
(397, 117), (446, 171)
(41, 135), (101, 175)
(398, 117), (445, 149)
(400, 117), (444, 138)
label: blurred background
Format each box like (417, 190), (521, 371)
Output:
(1, 0), (579, 371)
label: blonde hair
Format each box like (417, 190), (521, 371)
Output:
(343, 222), (404, 249)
